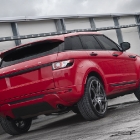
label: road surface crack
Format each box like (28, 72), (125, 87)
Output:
(110, 130), (135, 137)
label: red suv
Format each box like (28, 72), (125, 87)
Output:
(0, 32), (140, 135)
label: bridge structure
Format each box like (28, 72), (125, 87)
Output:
(0, 12), (140, 134)
(0, 12), (140, 54)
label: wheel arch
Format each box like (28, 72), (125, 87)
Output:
(87, 72), (105, 87)
(83, 70), (108, 93)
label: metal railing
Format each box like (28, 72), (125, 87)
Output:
(0, 23), (140, 42)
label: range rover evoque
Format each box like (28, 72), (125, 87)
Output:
(0, 32), (140, 135)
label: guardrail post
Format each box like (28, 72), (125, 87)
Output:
(89, 18), (96, 30)
(55, 19), (66, 32)
(113, 17), (123, 44)
(135, 15), (140, 38)
(11, 22), (21, 46)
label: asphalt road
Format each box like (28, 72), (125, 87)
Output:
(1, 94), (140, 140)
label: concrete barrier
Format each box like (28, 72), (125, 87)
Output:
(0, 124), (5, 135)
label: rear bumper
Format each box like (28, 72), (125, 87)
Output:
(0, 85), (83, 119)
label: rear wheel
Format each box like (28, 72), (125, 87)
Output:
(77, 76), (107, 121)
(0, 117), (32, 135)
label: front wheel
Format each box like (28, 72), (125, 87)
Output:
(134, 84), (140, 101)
(77, 76), (108, 121)
(0, 117), (32, 135)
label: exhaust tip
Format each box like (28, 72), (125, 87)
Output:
(57, 104), (66, 110)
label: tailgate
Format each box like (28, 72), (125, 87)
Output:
(0, 54), (57, 105)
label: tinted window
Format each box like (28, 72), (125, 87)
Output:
(1, 41), (63, 67)
(65, 37), (72, 50)
(0, 57), (1, 66)
(65, 36), (83, 50)
(58, 42), (65, 52)
(96, 35), (120, 51)
(80, 35), (102, 50)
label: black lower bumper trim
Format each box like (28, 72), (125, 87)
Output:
(12, 102), (54, 118)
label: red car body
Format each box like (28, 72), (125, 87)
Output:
(0, 32), (140, 135)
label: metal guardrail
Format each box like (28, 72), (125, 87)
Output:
(0, 23), (140, 42)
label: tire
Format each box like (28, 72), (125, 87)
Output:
(77, 76), (108, 121)
(134, 84), (140, 101)
(0, 117), (32, 135)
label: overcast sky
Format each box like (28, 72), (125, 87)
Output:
(0, 0), (140, 17)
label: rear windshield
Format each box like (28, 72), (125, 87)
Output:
(1, 40), (63, 68)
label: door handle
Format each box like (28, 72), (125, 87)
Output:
(129, 55), (136, 58)
(90, 52), (98, 56)
(112, 53), (119, 57)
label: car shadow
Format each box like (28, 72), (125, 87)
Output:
(31, 114), (85, 131)
(6, 114), (86, 139)
(5, 101), (139, 139)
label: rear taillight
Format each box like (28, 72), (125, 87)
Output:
(52, 59), (74, 70)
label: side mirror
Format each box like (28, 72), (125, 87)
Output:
(120, 42), (130, 51)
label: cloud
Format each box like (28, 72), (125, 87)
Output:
(0, 0), (139, 17)
(38, 0), (140, 16)
(0, 0), (39, 17)
(116, 0), (140, 13)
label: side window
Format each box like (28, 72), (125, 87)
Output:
(0, 57), (1, 67)
(58, 42), (65, 52)
(65, 37), (72, 50)
(65, 36), (83, 50)
(80, 35), (102, 50)
(95, 35), (120, 51)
